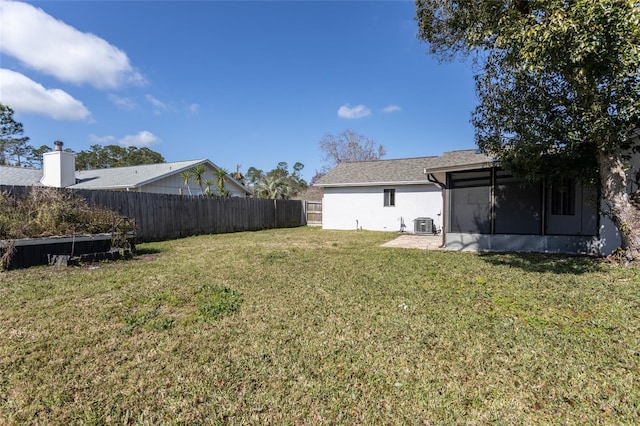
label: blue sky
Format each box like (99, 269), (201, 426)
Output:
(0, 0), (477, 181)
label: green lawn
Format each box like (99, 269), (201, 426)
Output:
(0, 227), (638, 424)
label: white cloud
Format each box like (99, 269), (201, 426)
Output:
(0, 68), (91, 120)
(108, 94), (136, 110)
(118, 131), (160, 147)
(337, 103), (372, 119)
(88, 134), (117, 144)
(90, 131), (159, 147)
(383, 104), (401, 113)
(0, 0), (144, 89)
(188, 103), (200, 115)
(145, 94), (168, 114)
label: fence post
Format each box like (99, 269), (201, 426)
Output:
(273, 199), (277, 229)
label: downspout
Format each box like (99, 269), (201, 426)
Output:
(426, 172), (446, 248)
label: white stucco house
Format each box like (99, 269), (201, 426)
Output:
(315, 150), (491, 235)
(315, 149), (640, 256)
(0, 142), (252, 197)
(314, 154), (458, 233)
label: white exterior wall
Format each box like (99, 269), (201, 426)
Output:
(598, 214), (620, 256)
(139, 169), (248, 197)
(322, 184), (442, 232)
(41, 150), (76, 188)
(139, 173), (191, 195)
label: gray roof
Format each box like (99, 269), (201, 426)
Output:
(314, 149), (493, 187)
(1, 159), (251, 194)
(73, 159), (207, 189)
(425, 149), (494, 173)
(315, 156), (436, 187)
(0, 166), (44, 186)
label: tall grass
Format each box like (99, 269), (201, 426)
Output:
(0, 187), (131, 239)
(0, 227), (638, 424)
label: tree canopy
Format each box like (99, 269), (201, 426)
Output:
(0, 103), (32, 167)
(319, 129), (386, 169)
(248, 162), (308, 199)
(75, 144), (165, 170)
(416, 0), (640, 262)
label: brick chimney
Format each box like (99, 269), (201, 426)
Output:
(41, 141), (76, 188)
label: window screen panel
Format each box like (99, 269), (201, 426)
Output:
(449, 171), (491, 234)
(494, 171), (542, 234)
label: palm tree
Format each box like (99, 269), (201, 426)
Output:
(191, 164), (206, 195)
(215, 167), (231, 197)
(254, 174), (292, 199)
(180, 169), (193, 196)
(203, 178), (214, 196)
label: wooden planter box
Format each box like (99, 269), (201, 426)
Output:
(1, 233), (135, 270)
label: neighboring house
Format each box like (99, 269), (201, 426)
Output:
(316, 149), (640, 256)
(314, 155), (452, 233)
(0, 142), (252, 197)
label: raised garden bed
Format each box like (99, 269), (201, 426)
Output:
(1, 233), (135, 270)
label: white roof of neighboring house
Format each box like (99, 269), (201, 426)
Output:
(314, 149), (493, 187)
(0, 159), (252, 195)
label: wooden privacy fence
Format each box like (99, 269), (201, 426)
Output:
(1, 186), (306, 242)
(305, 201), (322, 226)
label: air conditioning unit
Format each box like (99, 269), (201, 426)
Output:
(414, 217), (433, 235)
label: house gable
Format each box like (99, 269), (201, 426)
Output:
(73, 160), (208, 190)
(1, 158), (252, 197)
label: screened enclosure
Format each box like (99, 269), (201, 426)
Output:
(447, 168), (597, 237)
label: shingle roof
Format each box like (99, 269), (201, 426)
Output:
(1, 159), (251, 195)
(315, 156), (436, 186)
(426, 149), (494, 172)
(0, 160), (208, 189)
(314, 149), (493, 187)
(73, 159), (206, 189)
(0, 166), (44, 186)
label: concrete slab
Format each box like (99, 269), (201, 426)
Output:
(380, 234), (443, 250)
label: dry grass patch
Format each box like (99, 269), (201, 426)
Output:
(0, 227), (639, 424)
(0, 187), (131, 239)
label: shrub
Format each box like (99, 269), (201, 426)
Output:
(0, 187), (133, 239)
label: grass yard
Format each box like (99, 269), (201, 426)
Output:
(0, 227), (638, 424)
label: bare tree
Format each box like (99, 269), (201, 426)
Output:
(319, 129), (386, 171)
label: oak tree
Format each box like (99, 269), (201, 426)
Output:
(416, 0), (640, 262)
(75, 144), (165, 170)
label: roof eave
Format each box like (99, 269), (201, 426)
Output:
(70, 184), (137, 190)
(315, 180), (434, 188)
(426, 160), (496, 174)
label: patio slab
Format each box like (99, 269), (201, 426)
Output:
(380, 234), (443, 250)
